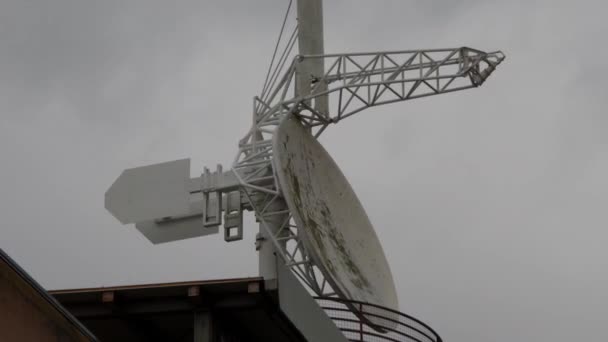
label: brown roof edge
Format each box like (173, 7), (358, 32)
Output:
(0, 249), (99, 342)
(49, 276), (264, 295)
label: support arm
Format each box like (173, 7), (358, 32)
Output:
(252, 47), (505, 132)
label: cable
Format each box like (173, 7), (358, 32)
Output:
(261, 25), (298, 104)
(260, 0), (293, 98)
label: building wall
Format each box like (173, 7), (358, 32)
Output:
(0, 255), (95, 342)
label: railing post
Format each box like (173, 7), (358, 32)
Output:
(359, 303), (364, 341)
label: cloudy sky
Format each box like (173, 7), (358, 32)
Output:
(1, 0), (607, 341)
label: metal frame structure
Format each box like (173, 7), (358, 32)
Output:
(104, 0), (505, 329)
(316, 296), (443, 342)
(231, 46), (504, 296)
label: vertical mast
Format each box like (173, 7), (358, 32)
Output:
(258, 0), (328, 282)
(296, 0), (328, 115)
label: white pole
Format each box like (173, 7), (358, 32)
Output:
(258, 0), (327, 282)
(296, 0), (328, 114)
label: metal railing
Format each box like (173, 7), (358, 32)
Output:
(315, 297), (442, 342)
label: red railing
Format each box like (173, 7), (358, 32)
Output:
(315, 297), (442, 342)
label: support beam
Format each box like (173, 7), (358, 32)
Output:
(255, 0), (330, 283)
(296, 0), (328, 115)
(194, 311), (213, 342)
(258, 199), (286, 282)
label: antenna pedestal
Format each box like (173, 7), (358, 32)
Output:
(103, 1), (505, 333)
(257, 198), (289, 281)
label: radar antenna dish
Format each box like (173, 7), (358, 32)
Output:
(104, 0), (505, 338)
(274, 113), (398, 327)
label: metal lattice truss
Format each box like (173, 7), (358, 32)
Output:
(231, 47), (505, 295)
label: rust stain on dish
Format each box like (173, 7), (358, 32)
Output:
(273, 114), (397, 311)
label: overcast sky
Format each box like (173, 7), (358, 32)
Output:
(1, 1), (607, 341)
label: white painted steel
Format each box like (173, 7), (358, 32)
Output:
(105, 159), (191, 224)
(256, 0), (328, 282)
(273, 114), (399, 325)
(296, 0), (328, 115)
(136, 219), (219, 245)
(103, 1), (505, 333)
(135, 193), (219, 244)
(278, 262), (349, 342)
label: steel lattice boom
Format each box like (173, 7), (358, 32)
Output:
(250, 47), (504, 136)
(232, 46), (505, 297)
(105, 0), (506, 311)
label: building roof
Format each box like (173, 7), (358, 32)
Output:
(51, 276), (308, 341)
(0, 249), (98, 341)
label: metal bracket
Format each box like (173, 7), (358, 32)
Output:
(202, 165), (223, 227)
(223, 191), (243, 242)
(255, 233), (265, 251)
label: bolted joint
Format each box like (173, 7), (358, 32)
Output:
(255, 233), (266, 251)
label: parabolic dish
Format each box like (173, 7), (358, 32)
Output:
(273, 114), (399, 327)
